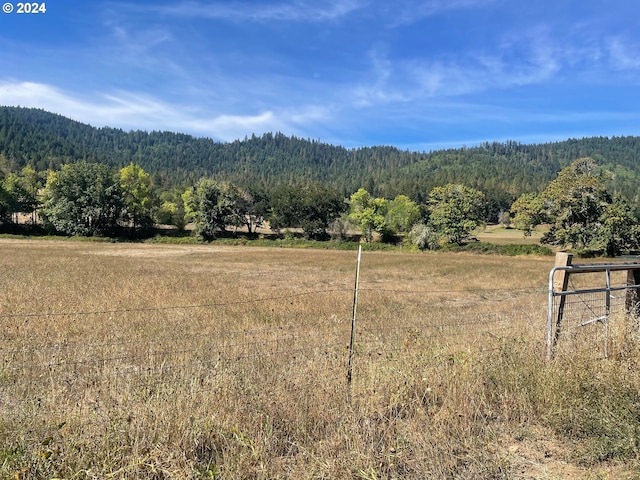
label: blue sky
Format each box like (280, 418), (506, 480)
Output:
(1, 0), (639, 150)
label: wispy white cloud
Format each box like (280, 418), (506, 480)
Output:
(0, 80), (331, 141)
(352, 47), (411, 106)
(180, 104), (332, 139)
(121, 0), (364, 23)
(352, 28), (573, 108)
(0, 81), (188, 131)
(360, 40), (533, 103)
(181, 111), (279, 138)
(607, 36), (640, 71)
(106, 22), (173, 52)
(99, 8), (177, 70)
(386, 0), (499, 26)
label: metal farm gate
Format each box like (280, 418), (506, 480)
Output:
(547, 253), (640, 359)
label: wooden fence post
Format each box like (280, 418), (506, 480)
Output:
(551, 252), (573, 355)
(625, 268), (640, 317)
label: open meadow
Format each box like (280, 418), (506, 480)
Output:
(475, 225), (547, 245)
(2, 239), (640, 479)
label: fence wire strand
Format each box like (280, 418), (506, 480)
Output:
(0, 276), (575, 439)
(2, 285), (542, 395)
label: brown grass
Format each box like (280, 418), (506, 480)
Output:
(1, 239), (639, 479)
(475, 225), (547, 245)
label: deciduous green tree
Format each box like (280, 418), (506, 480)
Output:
(220, 182), (251, 235)
(268, 184), (301, 233)
(269, 183), (346, 239)
(1, 173), (27, 223)
(183, 179), (256, 240)
(0, 167), (40, 224)
(409, 223), (440, 250)
(0, 173), (9, 224)
(156, 189), (186, 230)
(40, 162), (123, 236)
(428, 183), (485, 245)
(593, 196), (640, 257)
(243, 186), (269, 234)
(348, 188), (389, 242)
(510, 158), (640, 255)
(386, 194), (421, 234)
(119, 163), (156, 231)
(183, 179), (228, 240)
(510, 192), (546, 236)
(540, 158), (612, 250)
(19, 166), (42, 223)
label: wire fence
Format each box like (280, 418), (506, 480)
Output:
(2, 283), (548, 430)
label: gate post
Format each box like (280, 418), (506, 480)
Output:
(548, 252), (572, 359)
(625, 268), (640, 318)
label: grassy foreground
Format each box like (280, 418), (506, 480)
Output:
(1, 239), (639, 479)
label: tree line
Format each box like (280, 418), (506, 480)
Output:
(0, 160), (483, 244)
(2, 157), (637, 256)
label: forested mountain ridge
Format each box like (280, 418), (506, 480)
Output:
(0, 106), (422, 194)
(1, 106), (640, 207)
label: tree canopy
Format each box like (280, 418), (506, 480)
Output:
(511, 158), (640, 256)
(40, 162), (123, 236)
(119, 162), (157, 231)
(427, 183), (485, 245)
(348, 189), (389, 242)
(269, 183), (346, 239)
(183, 179), (229, 241)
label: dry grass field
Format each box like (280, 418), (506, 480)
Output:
(1, 239), (640, 479)
(475, 225), (546, 245)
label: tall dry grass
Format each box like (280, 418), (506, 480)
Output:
(1, 239), (639, 479)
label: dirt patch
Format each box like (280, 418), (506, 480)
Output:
(500, 427), (636, 479)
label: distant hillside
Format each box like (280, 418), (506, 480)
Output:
(1, 106), (640, 211)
